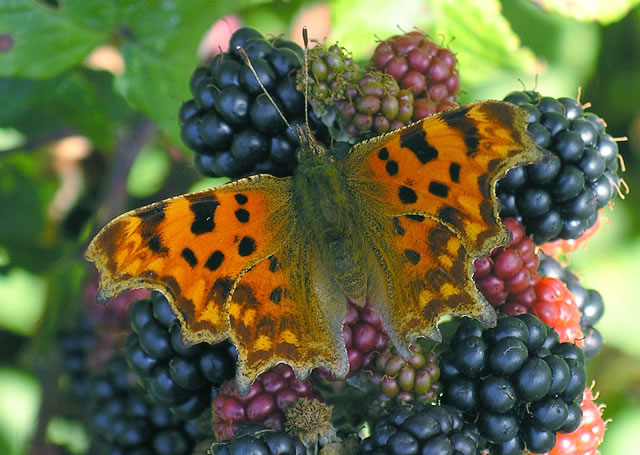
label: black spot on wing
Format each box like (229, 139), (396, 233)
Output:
(234, 208), (249, 223)
(238, 236), (257, 256)
(441, 106), (479, 156)
(398, 185), (418, 204)
(234, 193), (248, 205)
(377, 147), (389, 160)
(385, 160), (399, 176)
(400, 125), (438, 164)
(404, 249), (421, 265)
(205, 250), (225, 271)
(404, 214), (425, 222)
(269, 287), (282, 304)
(449, 162), (461, 183)
(393, 217), (405, 236)
(189, 196), (219, 235)
(268, 256), (279, 272)
(147, 235), (168, 254)
(181, 248), (198, 267)
(428, 181), (450, 198)
(138, 202), (166, 240)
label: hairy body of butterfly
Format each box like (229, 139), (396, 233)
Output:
(85, 101), (544, 394)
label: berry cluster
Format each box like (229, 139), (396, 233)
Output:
(89, 355), (203, 455)
(473, 218), (539, 313)
(538, 254), (605, 358)
(371, 31), (460, 117)
(125, 292), (236, 419)
(180, 27), (329, 178)
(212, 364), (321, 440)
(336, 72), (415, 140)
(439, 316), (587, 454)
(58, 317), (95, 399)
(361, 404), (481, 455)
(369, 343), (441, 406)
(498, 90), (621, 244)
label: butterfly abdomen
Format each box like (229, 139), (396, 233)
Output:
(292, 156), (373, 303)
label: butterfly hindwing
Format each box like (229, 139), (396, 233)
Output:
(229, 246), (348, 393)
(85, 175), (294, 345)
(341, 101), (544, 256)
(370, 214), (495, 351)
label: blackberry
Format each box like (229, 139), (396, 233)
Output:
(125, 292), (236, 420)
(473, 218), (539, 313)
(209, 424), (305, 455)
(531, 277), (585, 347)
(335, 72), (415, 141)
(297, 41), (359, 110)
(439, 315), (587, 454)
(179, 27), (329, 178)
(545, 386), (606, 455)
(212, 363), (321, 440)
(89, 354), (203, 455)
(58, 316), (95, 398)
(538, 254), (605, 358)
(369, 343), (441, 406)
(316, 300), (388, 380)
(499, 90), (623, 244)
(370, 30), (460, 118)
(360, 404), (481, 455)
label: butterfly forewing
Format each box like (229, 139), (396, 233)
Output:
(85, 175), (294, 345)
(341, 101), (544, 256)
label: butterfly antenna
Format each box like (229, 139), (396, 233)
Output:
(236, 46), (291, 132)
(301, 27), (320, 153)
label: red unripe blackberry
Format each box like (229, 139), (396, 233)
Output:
(212, 364), (321, 440)
(532, 277), (585, 347)
(473, 218), (540, 311)
(371, 31), (460, 119)
(316, 300), (388, 379)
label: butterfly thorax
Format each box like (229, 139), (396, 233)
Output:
(293, 146), (371, 303)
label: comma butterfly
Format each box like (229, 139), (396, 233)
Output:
(85, 100), (544, 394)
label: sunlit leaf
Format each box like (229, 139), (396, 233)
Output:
(531, 0), (640, 24)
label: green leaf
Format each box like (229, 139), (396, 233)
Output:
(0, 0), (108, 78)
(426, 0), (538, 88)
(2, 69), (132, 148)
(117, 0), (248, 146)
(329, 0), (425, 60)
(126, 145), (170, 198)
(530, 0), (640, 24)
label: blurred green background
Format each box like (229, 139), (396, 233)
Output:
(1, 0), (639, 453)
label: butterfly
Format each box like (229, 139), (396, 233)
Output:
(85, 100), (544, 394)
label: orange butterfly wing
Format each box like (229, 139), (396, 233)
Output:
(85, 175), (348, 393)
(342, 101), (543, 256)
(339, 101), (545, 353)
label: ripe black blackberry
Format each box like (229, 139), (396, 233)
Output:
(360, 404), (482, 455)
(58, 316), (95, 399)
(125, 291), (236, 420)
(209, 423), (305, 455)
(439, 315), (587, 454)
(89, 354), (204, 455)
(498, 90), (622, 244)
(179, 27), (330, 178)
(538, 253), (605, 359)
